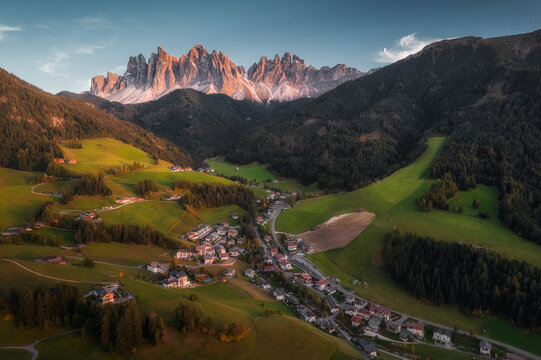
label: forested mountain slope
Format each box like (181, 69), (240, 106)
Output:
(0, 68), (191, 171)
(59, 89), (309, 157)
(228, 30), (541, 243)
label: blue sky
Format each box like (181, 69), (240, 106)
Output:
(1, 0), (540, 94)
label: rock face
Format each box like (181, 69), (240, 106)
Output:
(90, 45), (366, 103)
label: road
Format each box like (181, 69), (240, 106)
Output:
(0, 328), (81, 360)
(267, 203), (541, 360)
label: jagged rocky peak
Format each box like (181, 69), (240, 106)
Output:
(90, 45), (367, 104)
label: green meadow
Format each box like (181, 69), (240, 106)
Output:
(59, 138), (155, 174)
(207, 158), (276, 183)
(265, 179), (320, 195)
(0, 168), (52, 230)
(277, 137), (541, 351)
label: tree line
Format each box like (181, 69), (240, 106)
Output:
(74, 222), (176, 248)
(382, 228), (541, 329)
(172, 179), (255, 211)
(75, 173), (112, 196)
(138, 178), (159, 196)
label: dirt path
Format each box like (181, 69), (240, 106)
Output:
(0, 258), (115, 285)
(0, 328), (81, 360)
(298, 210), (376, 252)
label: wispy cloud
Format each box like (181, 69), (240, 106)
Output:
(39, 51), (69, 75)
(110, 65), (125, 73)
(76, 16), (111, 30)
(375, 33), (441, 63)
(0, 25), (22, 40)
(76, 39), (114, 54)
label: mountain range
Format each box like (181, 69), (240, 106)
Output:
(90, 45), (367, 103)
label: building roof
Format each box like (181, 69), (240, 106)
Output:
(405, 322), (424, 331)
(433, 327), (452, 337)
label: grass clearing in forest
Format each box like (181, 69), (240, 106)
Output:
(207, 158), (276, 183)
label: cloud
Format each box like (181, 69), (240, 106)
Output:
(76, 40), (114, 54)
(0, 25), (22, 40)
(110, 65), (125, 73)
(375, 33), (441, 63)
(39, 51), (69, 75)
(76, 16), (111, 29)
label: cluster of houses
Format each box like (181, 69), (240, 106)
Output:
(54, 158), (77, 165)
(77, 211), (102, 222)
(41, 255), (68, 265)
(86, 285), (128, 305)
(163, 194), (182, 201)
(178, 223), (245, 264)
(2, 224), (34, 236)
(168, 165), (193, 172)
(115, 196), (142, 204)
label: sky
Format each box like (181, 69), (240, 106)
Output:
(1, 0), (540, 94)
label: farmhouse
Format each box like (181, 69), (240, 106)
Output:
(244, 268), (256, 278)
(116, 196), (136, 204)
(42, 256), (68, 265)
(95, 287), (114, 304)
(479, 340), (492, 356)
(273, 289), (286, 300)
(433, 327), (452, 347)
(405, 322), (425, 339)
(146, 262), (169, 274)
(164, 194), (182, 201)
(224, 269), (236, 278)
(65, 159), (77, 165)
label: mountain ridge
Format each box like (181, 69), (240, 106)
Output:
(90, 44), (367, 104)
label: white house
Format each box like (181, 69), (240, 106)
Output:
(146, 262), (168, 274)
(315, 279), (329, 291)
(433, 327), (452, 347)
(244, 268), (256, 278)
(479, 340), (492, 356)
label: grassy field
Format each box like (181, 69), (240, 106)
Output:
(34, 227), (76, 245)
(100, 201), (186, 234)
(80, 242), (169, 267)
(0, 168), (53, 230)
(483, 317), (541, 356)
(207, 158), (276, 183)
(0, 349), (30, 360)
(58, 138), (155, 174)
(36, 332), (114, 360)
(33, 181), (77, 194)
(276, 137), (541, 350)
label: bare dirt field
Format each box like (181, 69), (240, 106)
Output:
(299, 210), (375, 252)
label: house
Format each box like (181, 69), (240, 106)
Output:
(270, 248), (279, 257)
(386, 320), (401, 334)
(479, 340), (492, 356)
(263, 235), (272, 243)
(356, 309), (371, 320)
(244, 268), (256, 278)
(264, 255), (273, 265)
(399, 328), (411, 341)
(224, 269), (236, 278)
(162, 271), (191, 288)
(42, 256), (67, 265)
(405, 322), (425, 339)
(273, 289), (286, 300)
(367, 317), (382, 332)
(358, 339), (378, 358)
(286, 241), (297, 252)
(164, 194), (182, 201)
(55, 158), (65, 164)
(65, 159), (77, 165)
(256, 216), (264, 224)
(345, 306), (358, 317)
(175, 249), (192, 259)
(219, 252), (230, 261)
(303, 310), (316, 323)
(227, 229), (238, 238)
(261, 283), (272, 291)
(433, 327), (452, 347)
(369, 303), (391, 320)
(278, 258), (292, 270)
(331, 304), (340, 314)
(315, 279), (329, 291)
(95, 287), (114, 304)
(317, 319), (336, 334)
(116, 196), (134, 204)
(146, 262), (169, 274)
(186, 223), (212, 240)
(351, 316), (363, 327)
(345, 294), (356, 303)
(220, 221), (229, 227)
(203, 254), (215, 265)
(229, 246), (240, 257)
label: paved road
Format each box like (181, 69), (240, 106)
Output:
(0, 328), (81, 360)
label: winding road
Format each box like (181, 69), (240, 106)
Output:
(0, 328), (81, 360)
